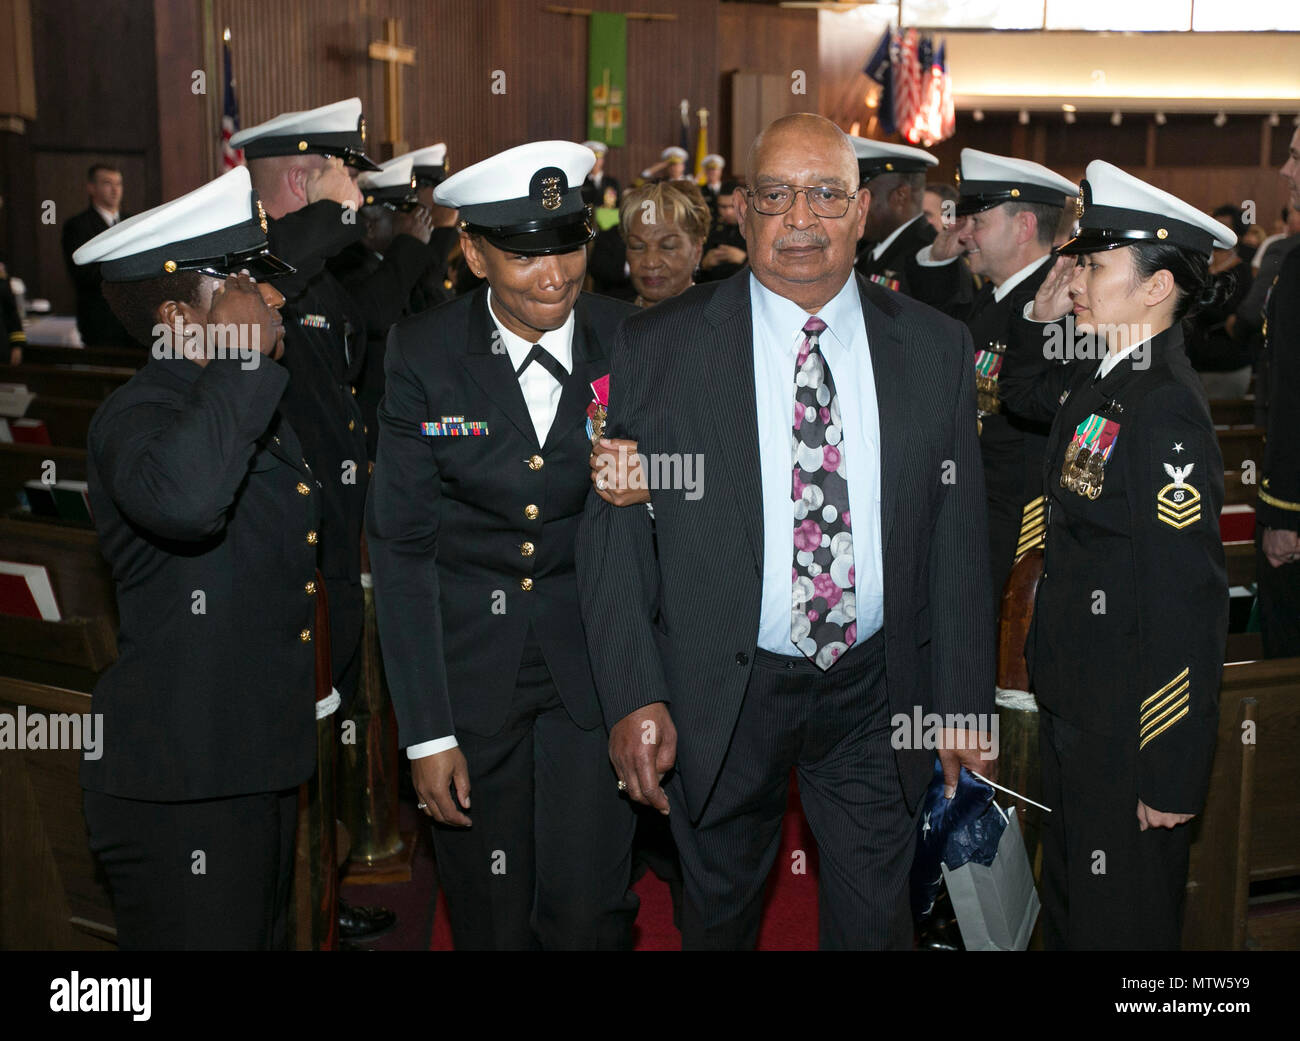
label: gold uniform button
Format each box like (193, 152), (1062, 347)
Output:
(299, 628), (312, 642)
(520, 541), (535, 557)
(520, 577), (534, 591)
(305, 581), (317, 595)
(368, 460), (375, 475)
(524, 504), (540, 520)
(528, 454), (544, 471)
(306, 530), (318, 545)
(296, 482), (311, 496)
(348, 419), (355, 431)
(351, 386), (357, 396)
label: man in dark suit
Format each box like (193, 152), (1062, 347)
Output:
(366, 141), (638, 950)
(577, 113), (996, 950)
(74, 167), (314, 949)
(909, 149), (1078, 615)
(61, 163), (135, 346)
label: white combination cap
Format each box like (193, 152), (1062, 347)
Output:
(849, 136), (937, 182)
(72, 166), (293, 283)
(230, 97), (380, 171)
(1059, 159), (1237, 256)
(434, 140), (596, 256)
(956, 148), (1078, 216)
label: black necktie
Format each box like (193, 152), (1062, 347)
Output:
(516, 343), (567, 383)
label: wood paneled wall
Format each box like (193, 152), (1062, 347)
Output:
(718, 2), (818, 177)
(206, 0), (718, 191)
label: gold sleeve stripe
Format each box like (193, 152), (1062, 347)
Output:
(1140, 705), (1189, 749)
(1015, 496), (1046, 555)
(1140, 690), (1189, 737)
(1140, 667), (1189, 712)
(1258, 488), (1300, 512)
(7, 331), (25, 343)
(1140, 680), (1190, 725)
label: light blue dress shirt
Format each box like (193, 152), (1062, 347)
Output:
(750, 272), (885, 655)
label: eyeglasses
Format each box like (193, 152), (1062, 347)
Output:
(746, 184), (859, 218)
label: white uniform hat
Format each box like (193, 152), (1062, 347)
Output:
(385, 144), (449, 186)
(72, 167), (293, 283)
(1059, 160), (1237, 257)
(360, 156), (418, 209)
(849, 136), (937, 182)
(230, 97), (380, 171)
(434, 140), (596, 256)
(955, 148), (1078, 216)
(702, 154), (725, 169)
(661, 146), (688, 163)
(582, 140), (608, 157)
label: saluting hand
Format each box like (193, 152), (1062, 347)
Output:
(306, 157), (364, 212)
(1031, 254), (1076, 322)
(928, 215), (969, 262)
(207, 272), (285, 361)
(393, 204), (435, 245)
(609, 703), (676, 815)
(412, 746), (472, 827)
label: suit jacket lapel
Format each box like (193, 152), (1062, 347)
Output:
(542, 298), (606, 454)
(858, 275), (907, 557)
(706, 273), (764, 570)
(461, 285), (540, 448)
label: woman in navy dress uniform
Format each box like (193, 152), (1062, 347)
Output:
(999, 161), (1231, 950)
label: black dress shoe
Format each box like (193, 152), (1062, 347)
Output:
(337, 899), (397, 942)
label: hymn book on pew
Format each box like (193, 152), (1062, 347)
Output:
(0, 561), (61, 621)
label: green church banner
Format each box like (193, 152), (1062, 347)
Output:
(587, 12), (626, 148)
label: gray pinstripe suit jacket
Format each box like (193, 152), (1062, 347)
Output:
(577, 270), (995, 823)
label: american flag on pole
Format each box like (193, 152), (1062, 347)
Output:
(220, 28), (244, 171)
(893, 28), (923, 146)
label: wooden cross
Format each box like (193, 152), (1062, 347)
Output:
(368, 18), (416, 158)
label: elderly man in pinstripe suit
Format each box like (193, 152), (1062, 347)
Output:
(578, 114), (997, 950)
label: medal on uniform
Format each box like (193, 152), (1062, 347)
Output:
(974, 343), (1005, 417)
(1060, 413), (1120, 499)
(586, 373), (610, 442)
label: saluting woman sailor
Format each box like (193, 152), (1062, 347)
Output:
(999, 160), (1231, 950)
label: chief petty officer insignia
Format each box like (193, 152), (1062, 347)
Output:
(1157, 462), (1201, 529)
(1060, 413), (1120, 500)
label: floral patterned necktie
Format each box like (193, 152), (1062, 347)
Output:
(791, 316), (857, 670)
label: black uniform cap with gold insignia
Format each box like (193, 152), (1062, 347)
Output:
(71, 167), (294, 283)
(434, 141), (596, 256)
(1057, 160), (1237, 258)
(230, 98), (381, 172)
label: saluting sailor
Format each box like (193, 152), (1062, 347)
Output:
(912, 149), (1079, 616)
(365, 141), (638, 950)
(74, 168), (314, 950)
(999, 161), (1231, 950)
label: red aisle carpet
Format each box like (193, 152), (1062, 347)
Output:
(428, 781), (821, 951)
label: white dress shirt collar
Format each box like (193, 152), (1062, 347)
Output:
(1096, 334), (1154, 380)
(749, 271), (862, 355)
(93, 204), (120, 226)
(993, 253), (1052, 303)
(871, 213), (924, 262)
(486, 288), (575, 375)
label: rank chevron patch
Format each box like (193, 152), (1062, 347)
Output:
(1015, 495), (1046, 557)
(1139, 667), (1190, 749)
(1157, 462), (1201, 529)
